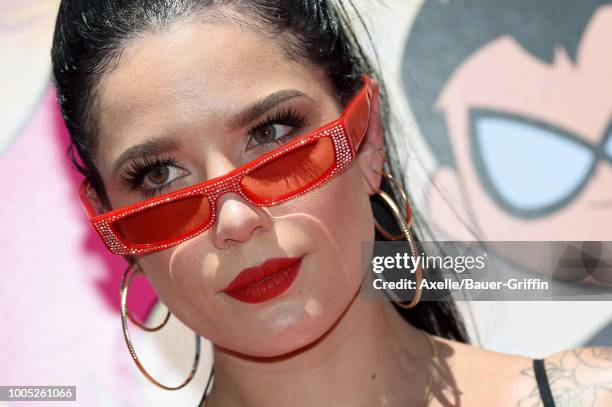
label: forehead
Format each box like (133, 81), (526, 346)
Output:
(437, 5), (612, 144)
(95, 16), (325, 167)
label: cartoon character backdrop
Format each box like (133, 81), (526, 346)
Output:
(1, 1), (610, 406)
(399, 0), (612, 352)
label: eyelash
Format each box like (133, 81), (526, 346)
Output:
(120, 154), (182, 198)
(120, 107), (308, 198)
(245, 107), (307, 151)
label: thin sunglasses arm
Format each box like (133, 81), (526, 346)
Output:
(343, 74), (373, 156)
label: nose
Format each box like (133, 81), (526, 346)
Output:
(211, 192), (272, 249)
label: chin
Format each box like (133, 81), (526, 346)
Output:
(235, 305), (341, 358)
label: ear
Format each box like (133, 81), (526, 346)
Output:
(356, 78), (385, 195)
(426, 166), (478, 240)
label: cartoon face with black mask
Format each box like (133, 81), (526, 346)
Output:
(402, 0), (612, 285)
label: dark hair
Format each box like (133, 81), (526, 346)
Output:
(51, 0), (469, 343)
(402, 0), (611, 168)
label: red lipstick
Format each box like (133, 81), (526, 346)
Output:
(222, 256), (303, 304)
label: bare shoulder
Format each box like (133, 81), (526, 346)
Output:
(517, 346), (612, 407)
(428, 337), (612, 407)
(428, 336), (533, 406)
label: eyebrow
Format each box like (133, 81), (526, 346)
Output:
(112, 137), (182, 175)
(226, 89), (310, 131)
(112, 89), (310, 174)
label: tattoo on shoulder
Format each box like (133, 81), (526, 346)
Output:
(517, 347), (612, 407)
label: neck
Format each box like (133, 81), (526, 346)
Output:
(204, 278), (434, 407)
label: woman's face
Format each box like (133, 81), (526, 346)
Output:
(91, 15), (382, 357)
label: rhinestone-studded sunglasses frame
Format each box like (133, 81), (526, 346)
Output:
(79, 74), (373, 255)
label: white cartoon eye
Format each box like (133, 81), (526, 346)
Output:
(473, 112), (594, 212)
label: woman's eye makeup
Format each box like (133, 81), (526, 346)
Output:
(119, 155), (189, 198)
(119, 106), (308, 198)
(245, 107), (307, 151)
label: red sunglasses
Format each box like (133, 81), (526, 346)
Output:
(79, 74), (374, 255)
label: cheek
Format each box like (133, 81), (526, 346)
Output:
(133, 166), (376, 357)
(226, 166), (375, 355)
(309, 165), (376, 284)
(136, 247), (226, 340)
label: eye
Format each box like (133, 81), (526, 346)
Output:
(245, 107), (307, 151)
(120, 155), (189, 198)
(249, 123), (294, 147)
(142, 164), (187, 190)
(471, 109), (593, 214)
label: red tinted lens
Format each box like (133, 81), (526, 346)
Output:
(113, 195), (211, 245)
(240, 136), (335, 201)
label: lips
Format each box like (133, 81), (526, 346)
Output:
(222, 256), (303, 303)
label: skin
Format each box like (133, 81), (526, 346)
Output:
(83, 11), (612, 407)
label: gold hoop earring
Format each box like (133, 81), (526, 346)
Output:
(373, 168), (422, 309)
(120, 264), (201, 390)
(124, 267), (171, 332)
(373, 150), (411, 241)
